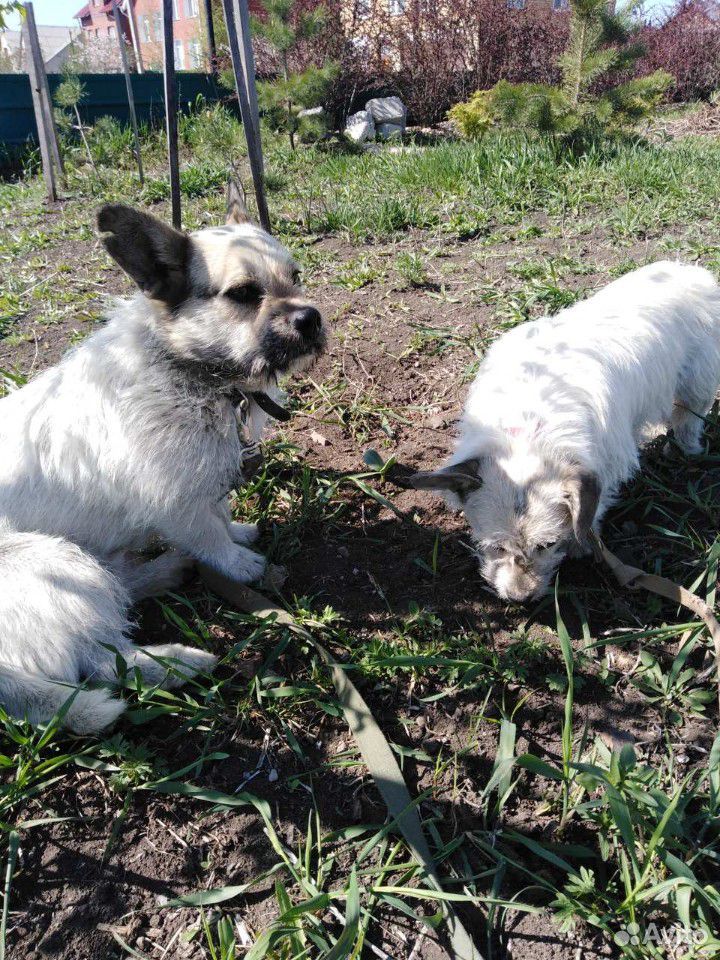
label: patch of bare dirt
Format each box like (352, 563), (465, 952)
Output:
(2, 210), (718, 960)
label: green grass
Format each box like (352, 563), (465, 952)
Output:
(2, 103), (720, 958)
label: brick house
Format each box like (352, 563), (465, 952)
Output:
(74, 0), (207, 71)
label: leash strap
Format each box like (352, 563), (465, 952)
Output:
(198, 564), (482, 960)
(590, 532), (720, 708)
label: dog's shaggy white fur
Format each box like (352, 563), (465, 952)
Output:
(0, 195), (326, 732)
(411, 261), (720, 601)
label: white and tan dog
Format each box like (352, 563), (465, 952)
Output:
(410, 261), (720, 602)
(0, 188), (326, 732)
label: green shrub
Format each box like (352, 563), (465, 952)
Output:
(450, 0), (672, 144)
(89, 116), (135, 167)
(177, 97), (246, 161)
(252, 0), (338, 149)
(179, 162), (227, 197)
(448, 90), (494, 141)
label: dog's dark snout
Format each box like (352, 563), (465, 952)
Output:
(291, 306), (322, 338)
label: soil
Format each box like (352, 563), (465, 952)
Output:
(1, 208), (718, 960)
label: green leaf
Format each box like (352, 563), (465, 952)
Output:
(321, 870), (360, 960)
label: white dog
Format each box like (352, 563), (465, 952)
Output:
(0, 188), (326, 733)
(409, 261), (720, 601)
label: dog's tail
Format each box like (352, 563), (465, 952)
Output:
(0, 666), (125, 735)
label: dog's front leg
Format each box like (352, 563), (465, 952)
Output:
(162, 504), (266, 584)
(213, 497), (261, 547)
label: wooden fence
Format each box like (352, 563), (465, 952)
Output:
(13, 0), (269, 232)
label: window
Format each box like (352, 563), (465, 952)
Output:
(185, 0), (199, 16)
(141, 14), (150, 42)
(356, 0), (371, 16)
(388, 0), (405, 13)
(153, 11), (162, 39)
(552, 0), (569, 8)
(94, 27), (99, 37)
(174, 38), (184, 68)
(172, 0), (180, 19)
(507, 0), (526, 7)
(108, 23), (116, 39)
(188, 38), (202, 68)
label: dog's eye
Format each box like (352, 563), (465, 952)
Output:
(225, 283), (263, 306)
(292, 269), (301, 286)
(536, 541), (558, 552)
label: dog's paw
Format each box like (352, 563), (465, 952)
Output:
(159, 645), (218, 687)
(229, 522), (260, 545)
(226, 546), (267, 584)
(677, 439), (704, 457)
(664, 436), (704, 457)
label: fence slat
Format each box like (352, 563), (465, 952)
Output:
(233, 0), (262, 149)
(113, 0), (144, 184)
(26, 3), (65, 179)
(23, 3), (56, 201)
(123, 0), (144, 74)
(202, 0), (216, 73)
(221, 0), (270, 232)
(162, 0), (181, 228)
(24, 2), (64, 190)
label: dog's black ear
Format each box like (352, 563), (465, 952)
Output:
(565, 468), (601, 548)
(97, 204), (191, 307)
(226, 178), (251, 225)
(409, 458), (483, 495)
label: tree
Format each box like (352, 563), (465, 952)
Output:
(251, 0), (338, 149)
(54, 70), (96, 169)
(451, 0), (672, 143)
(0, 1), (22, 30)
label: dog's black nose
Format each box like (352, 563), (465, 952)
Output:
(291, 306), (322, 338)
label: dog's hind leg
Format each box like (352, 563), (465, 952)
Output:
(671, 369), (716, 455)
(0, 533), (216, 731)
(670, 402), (707, 455)
(0, 531), (130, 733)
(94, 641), (217, 689)
(671, 343), (720, 455)
(106, 549), (193, 601)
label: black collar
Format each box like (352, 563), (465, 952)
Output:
(226, 386), (291, 423)
(153, 345), (291, 424)
(250, 390), (291, 423)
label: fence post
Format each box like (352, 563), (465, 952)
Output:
(24, 2), (65, 186)
(23, 3), (56, 201)
(221, 0), (271, 233)
(123, 0), (144, 74)
(233, 0), (262, 151)
(113, 0), (144, 185)
(202, 0), (216, 74)
(162, 0), (181, 229)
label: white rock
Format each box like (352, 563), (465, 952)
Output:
(344, 109), (375, 143)
(377, 122), (404, 140)
(365, 95), (406, 125)
(298, 105), (324, 118)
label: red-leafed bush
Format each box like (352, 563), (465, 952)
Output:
(239, 0), (720, 128)
(253, 0), (571, 124)
(639, 0), (720, 102)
